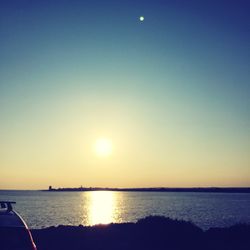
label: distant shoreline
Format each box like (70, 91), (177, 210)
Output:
(44, 187), (250, 193)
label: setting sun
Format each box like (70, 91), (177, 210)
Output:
(94, 138), (112, 157)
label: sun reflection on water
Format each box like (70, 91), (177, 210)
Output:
(87, 191), (117, 225)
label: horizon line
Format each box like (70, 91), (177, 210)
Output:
(1, 186), (250, 191)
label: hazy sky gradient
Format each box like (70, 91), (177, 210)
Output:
(0, 0), (249, 189)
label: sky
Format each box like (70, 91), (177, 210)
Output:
(0, 0), (249, 189)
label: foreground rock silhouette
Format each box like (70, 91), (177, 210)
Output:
(31, 216), (250, 250)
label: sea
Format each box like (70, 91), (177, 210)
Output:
(1, 190), (250, 230)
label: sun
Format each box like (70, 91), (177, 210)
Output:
(94, 138), (112, 157)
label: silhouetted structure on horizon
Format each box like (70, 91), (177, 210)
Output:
(45, 186), (250, 193)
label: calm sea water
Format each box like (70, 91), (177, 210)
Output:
(1, 190), (250, 229)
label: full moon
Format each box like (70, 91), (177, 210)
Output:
(139, 16), (144, 22)
(95, 138), (112, 157)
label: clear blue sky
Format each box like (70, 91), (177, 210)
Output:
(0, 0), (249, 189)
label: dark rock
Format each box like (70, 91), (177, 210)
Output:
(31, 216), (250, 250)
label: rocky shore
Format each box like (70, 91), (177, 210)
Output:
(31, 216), (250, 250)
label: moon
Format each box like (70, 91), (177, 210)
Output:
(94, 138), (112, 157)
(139, 16), (145, 22)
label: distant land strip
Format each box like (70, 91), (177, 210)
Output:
(44, 187), (250, 193)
